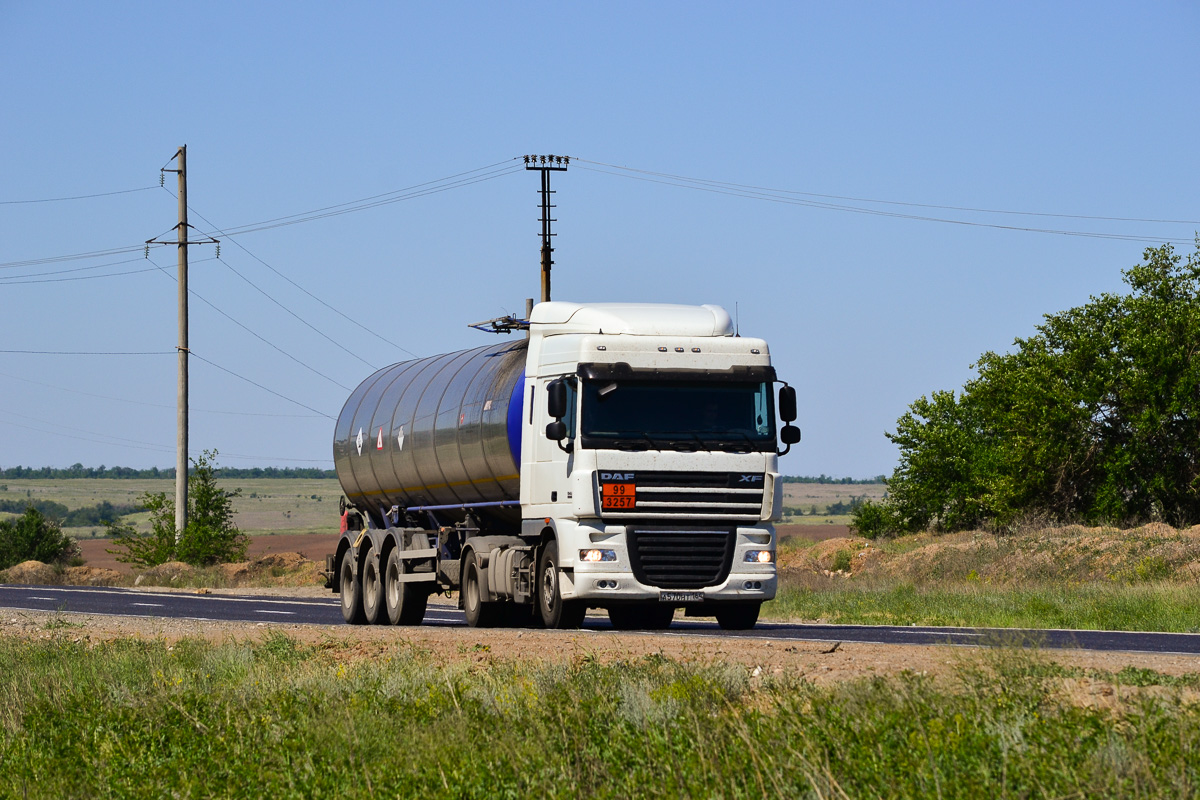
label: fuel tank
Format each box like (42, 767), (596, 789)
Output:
(333, 339), (528, 526)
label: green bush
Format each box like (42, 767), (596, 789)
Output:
(107, 450), (247, 567)
(831, 548), (853, 572)
(0, 507), (80, 570)
(867, 241), (1200, 535)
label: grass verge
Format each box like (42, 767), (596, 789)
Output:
(764, 581), (1200, 632)
(1, 633), (1198, 797)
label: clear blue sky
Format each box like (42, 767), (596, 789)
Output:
(1, 2), (1197, 477)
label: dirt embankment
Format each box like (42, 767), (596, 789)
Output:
(779, 523), (1200, 584)
(73, 533), (337, 575)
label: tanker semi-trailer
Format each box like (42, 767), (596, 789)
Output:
(325, 301), (800, 630)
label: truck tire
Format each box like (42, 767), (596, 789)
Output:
(385, 547), (427, 626)
(537, 540), (586, 629)
(462, 551), (501, 628)
(362, 545), (386, 625)
(608, 604), (674, 631)
(715, 602), (761, 630)
(339, 548), (366, 625)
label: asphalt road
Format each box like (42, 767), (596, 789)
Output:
(3, 584), (1199, 656)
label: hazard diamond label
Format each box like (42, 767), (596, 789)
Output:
(376, 428), (384, 450)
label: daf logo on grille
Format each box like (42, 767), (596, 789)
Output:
(739, 474), (764, 483)
(600, 472), (634, 480)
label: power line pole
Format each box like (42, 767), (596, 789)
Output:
(175, 146), (189, 542)
(524, 155), (568, 302)
(146, 146), (217, 544)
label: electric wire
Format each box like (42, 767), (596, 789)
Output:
(158, 188), (389, 367)
(0, 256), (149, 282)
(189, 352), (336, 420)
(573, 159), (1197, 246)
(0, 185), (158, 205)
(0, 349), (173, 355)
(0, 159), (521, 269)
(0, 367), (323, 419)
(146, 256), (352, 392)
(193, 159), (521, 238)
(194, 163), (523, 238)
(0, 418), (331, 464)
(574, 158), (1200, 226)
(0, 265), (164, 285)
(182, 201), (419, 358)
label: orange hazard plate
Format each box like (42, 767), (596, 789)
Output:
(601, 482), (636, 510)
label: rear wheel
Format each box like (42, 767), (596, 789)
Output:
(385, 547), (428, 626)
(339, 548), (366, 625)
(463, 551), (501, 628)
(537, 540), (586, 629)
(715, 602), (761, 630)
(608, 604), (674, 630)
(362, 545), (386, 625)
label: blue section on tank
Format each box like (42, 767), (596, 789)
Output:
(507, 372), (526, 467)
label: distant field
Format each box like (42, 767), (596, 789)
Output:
(0, 478), (871, 536)
(0, 478), (343, 539)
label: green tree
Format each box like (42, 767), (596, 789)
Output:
(855, 241), (1200, 537)
(107, 450), (248, 567)
(0, 507), (80, 570)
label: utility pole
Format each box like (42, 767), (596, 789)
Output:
(175, 146), (188, 542)
(524, 155), (568, 302)
(146, 146), (216, 544)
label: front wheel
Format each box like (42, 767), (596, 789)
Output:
(339, 548), (366, 625)
(537, 540), (586, 629)
(385, 548), (427, 626)
(715, 602), (761, 630)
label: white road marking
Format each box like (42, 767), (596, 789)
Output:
(255, 610), (295, 615)
(28, 597), (55, 601)
(130, 603), (164, 608)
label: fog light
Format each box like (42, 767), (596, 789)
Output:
(580, 549), (617, 563)
(745, 550), (773, 563)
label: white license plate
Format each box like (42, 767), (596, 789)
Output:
(660, 591), (704, 603)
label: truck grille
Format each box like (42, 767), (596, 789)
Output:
(597, 471), (765, 522)
(628, 527), (735, 589)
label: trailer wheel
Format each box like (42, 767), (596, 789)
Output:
(537, 540), (586, 629)
(339, 548), (366, 625)
(362, 545), (386, 625)
(608, 604), (674, 630)
(715, 602), (761, 630)
(462, 551), (500, 628)
(385, 547), (427, 626)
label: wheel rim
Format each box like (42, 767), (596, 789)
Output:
(365, 561), (379, 606)
(466, 564), (479, 613)
(340, 559), (354, 610)
(386, 558), (400, 610)
(542, 564), (556, 611)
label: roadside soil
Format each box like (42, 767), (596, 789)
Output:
(75, 532), (337, 575)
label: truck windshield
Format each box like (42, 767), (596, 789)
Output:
(580, 380), (776, 451)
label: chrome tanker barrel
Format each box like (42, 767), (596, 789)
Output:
(333, 339), (528, 527)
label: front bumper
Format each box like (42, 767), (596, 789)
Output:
(557, 520), (778, 602)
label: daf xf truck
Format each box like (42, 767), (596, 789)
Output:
(326, 301), (800, 630)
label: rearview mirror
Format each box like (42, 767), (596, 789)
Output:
(779, 385), (797, 422)
(781, 425), (801, 445)
(547, 379), (567, 419)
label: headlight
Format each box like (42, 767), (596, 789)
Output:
(744, 550), (773, 563)
(580, 549), (617, 563)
